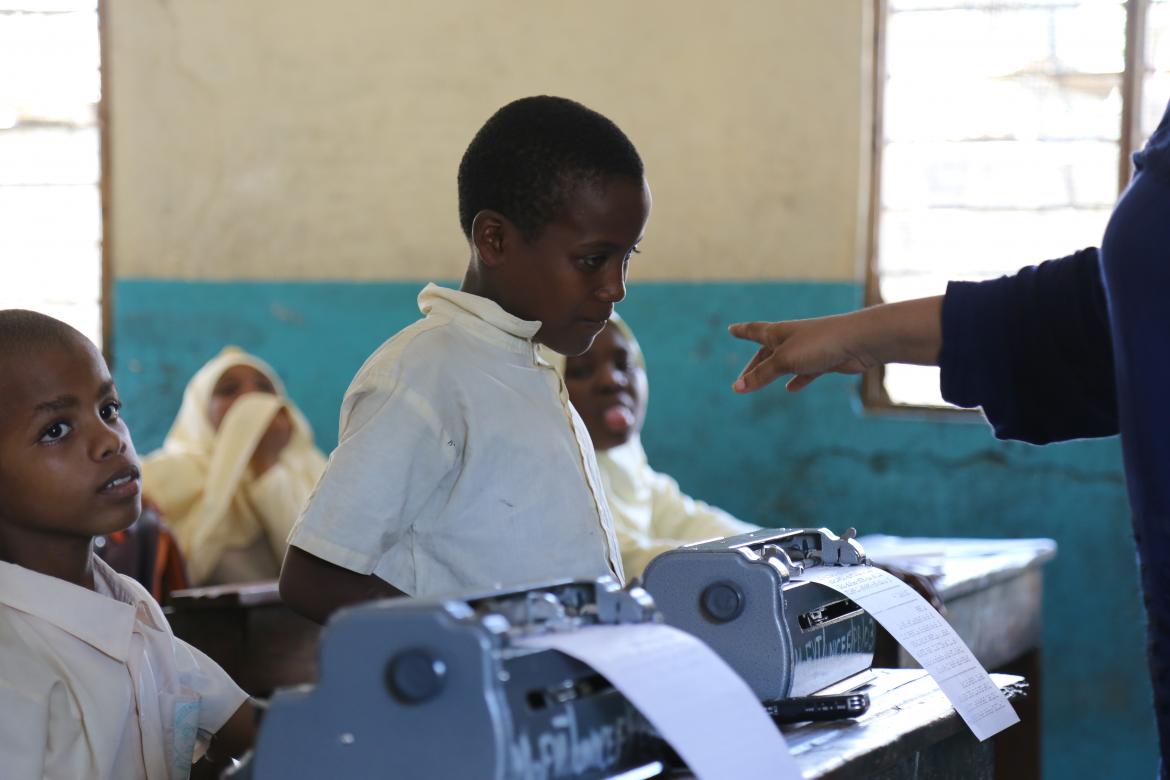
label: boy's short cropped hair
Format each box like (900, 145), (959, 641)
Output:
(457, 95), (644, 240)
(0, 308), (78, 360)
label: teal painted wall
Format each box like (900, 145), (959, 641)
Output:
(114, 278), (1152, 779)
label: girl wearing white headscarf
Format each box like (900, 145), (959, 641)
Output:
(561, 316), (758, 578)
(142, 347), (327, 586)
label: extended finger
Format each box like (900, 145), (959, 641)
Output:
(728, 321), (775, 345)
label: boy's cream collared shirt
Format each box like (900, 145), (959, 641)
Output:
(289, 283), (625, 597)
(0, 556), (247, 780)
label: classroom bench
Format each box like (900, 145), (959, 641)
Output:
(166, 580), (321, 698)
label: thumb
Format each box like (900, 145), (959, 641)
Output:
(734, 351), (792, 393)
(785, 373), (821, 393)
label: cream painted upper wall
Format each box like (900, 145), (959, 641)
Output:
(109, 1), (871, 282)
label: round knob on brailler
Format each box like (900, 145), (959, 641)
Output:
(386, 649), (447, 704)
(700, 581), (745, 623)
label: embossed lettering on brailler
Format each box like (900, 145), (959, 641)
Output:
(510, 704), (635, 779)
(798, 619), (876, 663)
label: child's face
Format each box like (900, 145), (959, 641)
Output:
(208, 364), (278, 431)
(0, 337), (141, 543)
(498, 175), (651, 356)
(564, 322), (648, 452)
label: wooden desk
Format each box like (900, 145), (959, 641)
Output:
(165, 580), (321, 698)
(860, 536), (1056, 780)
(667, 669), (1026, 780)
(784, 669), (1027, 780)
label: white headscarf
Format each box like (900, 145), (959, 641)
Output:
(142, 347), (327, 584)
(564, 316), (757, 578)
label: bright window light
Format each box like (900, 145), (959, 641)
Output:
(0, 1), (102, 347)
(875, 0), (1167, 408)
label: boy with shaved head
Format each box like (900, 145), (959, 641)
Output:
(0, 309), (253, 779)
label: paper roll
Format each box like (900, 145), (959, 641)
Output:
(799, 564), (1019, 741)
(518, 622), (801, 780)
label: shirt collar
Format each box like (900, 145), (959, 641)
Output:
(0, 556), (140, 662)
(418, 283), (543, 356)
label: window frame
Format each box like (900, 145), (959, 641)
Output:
(99, 0), (112, 365)
(861, 0), (1149, 415)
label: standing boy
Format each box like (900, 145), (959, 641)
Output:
(280, 96), (652, 622)
(0, 310), (253, 779)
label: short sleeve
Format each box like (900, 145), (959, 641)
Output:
(288, 377), (457, 580)
(174, 638), (249, 749)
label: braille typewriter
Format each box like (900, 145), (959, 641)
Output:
(642, 527), (876, 702)
(233, 528), (875, 779)
(237, 578), (677, 779)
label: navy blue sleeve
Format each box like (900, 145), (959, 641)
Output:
(938, 248), (1118, 444)
(1103, 112), (1170, 776)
